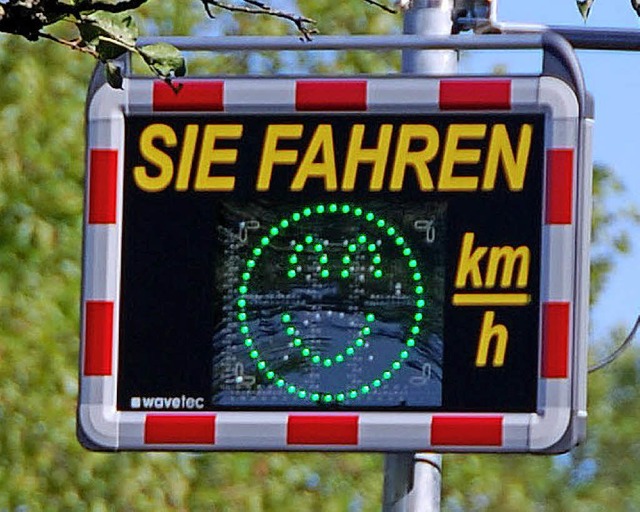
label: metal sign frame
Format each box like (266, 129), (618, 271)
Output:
(78, 35), (591, 453)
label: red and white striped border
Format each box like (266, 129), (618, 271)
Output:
(80, 76), (587, 452)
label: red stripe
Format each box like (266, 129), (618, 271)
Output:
(83, 301), (114, 376)
(545, 149), (574, 224)
(296, 80), (367, 111)
(145, 415), (216, 444)
(153, 80), (224, 111)
(88, 149), (117, 224)
(287, 415), (359, 445)
(431, 415), (503, 446)
(542, 302), (570, 378)
(439, 79), (511, 110)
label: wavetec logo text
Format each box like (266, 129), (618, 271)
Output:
(130, 395), (205, 410)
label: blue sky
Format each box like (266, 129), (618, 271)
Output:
(471, 1), (640, 343)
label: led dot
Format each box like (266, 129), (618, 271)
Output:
(362, 326), (371, 336)
(414, 313), (423, 322)
(289, 255), (298, 264)
(403, 248), (412, 256)
(321, 269), (330, 278)
(366, 313), (375, 322)
(336, 393), (345, 402)
(395, 237), (405, 246)
(305, 235), (314, 244)
(316, 204), (325, 214)
(346, 347), (355, 356)
(329, 203), (338, 212)
(355, 338), (364, 347)
(246, 259), (256, 268)
(383, 371), (392, 380)
(354, 208), (363, 216)
(312, 355), (321, 364)
(314, 243), (323, 253)
(412, 272), (422, 281)
(341, 269), (350, 279)
(266, 371), (275, 379)
(293, 338), (302, 347)
(238, 312), (247, 321)
(269, 227), (279, 236)
(365, 212), (374, 221)
(292, 212), (301, 221)
(372, 254), (382, 265)
(342, 255), (351, 265)
(358, 234), (367, 244)
(287, 270), (296, 279)
(392, 361), (401, 370)
(361, 385), (370, 394)
(252, 248), (262, 257)
(336, 354), (345, 363)
(240, 325), (249, 334)
(261, 237), (270, 246)
(298, 390), (307, 398)
(301, 348), (311, 357)
(373, 379), (381, 387)
(276, 379), (285, 387)
(244, 338), (253, 347)
(367, 243), (376, 253)
(237, 298), (246, 308)
(349, 390), (358, 399)
(323, 394), (333, 403)
(323, 359), (332, 367)
(257, 361), (266, 370)
(376, 219), (385, 228)
(319, 254), (328, 264)
(341, 204), (351, 213)
(400, 350), (409, 359)
(241, 272), (251, 282)
(280, 219), (289, 228)
(303, 208), (312, 216)
(387, 227), (396, 236)
(295, 244), (304, 253)
(311, 393), (320, 402)
(287, 385), (296, 394)
(408, 259), (417, 268)
(415, 285), (424, 294)
(238, 285), (248, 295)
(411, 326), (420, 335)
(286, 326), (296, 336)
(406, 339), (416, 347)
(348, 244), (357, 253)
(249, 350), (259, 359)
(416, 299), (426, 308)
(374, 269), (383, 278)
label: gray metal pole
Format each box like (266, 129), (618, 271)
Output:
(382, 1), (455, 511)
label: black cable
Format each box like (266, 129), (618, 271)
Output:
(588, 315), (640, 373)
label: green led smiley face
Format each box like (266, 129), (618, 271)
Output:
(236, 203), (426, 404)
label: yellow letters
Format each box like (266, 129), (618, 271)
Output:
(257, 124), (303, 191)
(134, 123), (177, 192)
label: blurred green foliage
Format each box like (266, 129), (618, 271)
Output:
(0, 1), (638, 510)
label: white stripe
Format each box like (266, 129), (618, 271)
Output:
(216, 412), (287, 448)
(359, 413), (431, 450)
(368, 78), (440, 109)
(83, 225), (119, 300)
(225, 79), (295, 112)
(540, 225), (575, 302)
(126, 78), (153, 114)
(538, 76), (579, 119)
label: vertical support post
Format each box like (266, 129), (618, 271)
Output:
(382, 1), (458, 510)
(402, 0), (457, 74)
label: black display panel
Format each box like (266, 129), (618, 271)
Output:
(118, 113), (544, 413)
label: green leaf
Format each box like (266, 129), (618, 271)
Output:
(138, 43), (186, 79)
(77, 12), (139, 58)
(104, 61), (124, 89)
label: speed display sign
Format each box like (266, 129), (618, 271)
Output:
(79, 72), (591, 452)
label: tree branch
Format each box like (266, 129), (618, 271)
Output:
(201, 0), (317, 41)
